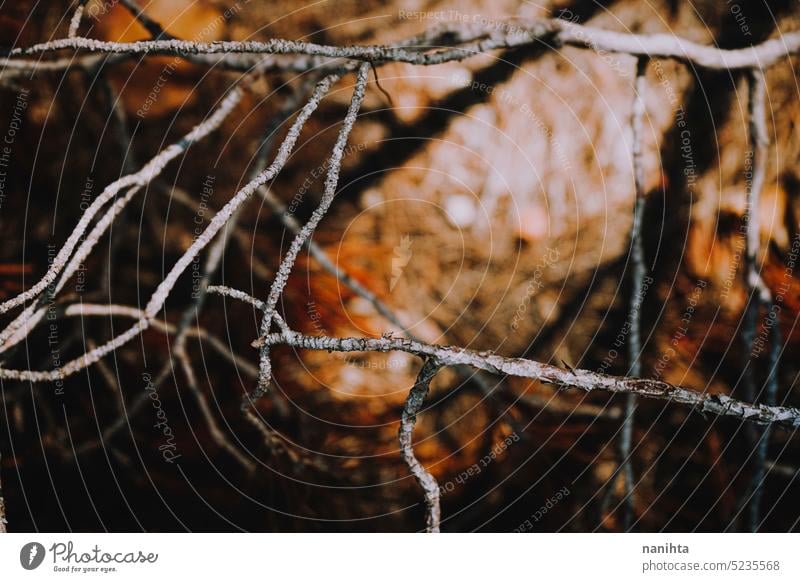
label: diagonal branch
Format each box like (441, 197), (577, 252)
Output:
(0, 85), (245, 324)
(0, 71), (343, 383)
(174, 345), (255, 472)
(254, 63), (370, 399)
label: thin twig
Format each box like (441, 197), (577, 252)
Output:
(399, 358), (443, 532)
(208, 285), (266, 312)
(118, 0), (174, 40)
(0, 85), (245, 325)
(161, 181), (272, 280)
(0, 72), (342, 382)
(254, 63), (370, 399)
(606, 56), (649, 531)
(207, 285), (291, 335)
(148, 79), (304, 465)
(174, 345), (255, 472)
(739, 68), (779, 532)
(765, 459), (798, 479)
(748, 322), (781, 531)
(0, 450), (6, 533)
(68, 1), (89, 39)
(0, 13), (797, 534)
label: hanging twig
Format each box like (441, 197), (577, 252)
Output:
(0, 450), (6, 533)
(604, 56), (649, 531)
(399, 358), (443, 532)
(738, 68), (780, 532)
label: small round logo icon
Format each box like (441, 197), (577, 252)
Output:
(20, 542), (46, 570)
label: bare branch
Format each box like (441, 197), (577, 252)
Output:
(143, 72), (342, 320)
(8, 19), (800, 71)
(0, 73), (242, 350)
(67, 1), (88, 39)
(117, 0), (174, 41)
(259, 180), (525, 431)
(75, 78), (317, 453)
(400, 358), (443, 533)
(0, 86), (245, 321)
(0, 184), (142, 352)
(606, 56), (649, 531)
(738, 68), (780, 533)
(0, 451), (6, 533)
(0, 71), (341, 382)
(742, 69), (772, 353)
(208, 285), (266, 312)
(255, 63), (370, 397)
(257, 330), (800, 429)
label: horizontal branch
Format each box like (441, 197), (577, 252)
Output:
(7, 18), (800, 71)
(257, 331), (800, 429)
(0, 21), (508, 76)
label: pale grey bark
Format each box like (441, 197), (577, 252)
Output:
(255, 63), (370, 398)
(256, 330), (800, 429)
(8, 19), (800, 71)
(400, 359), (443, 533)
(607, 56), (649, 531)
